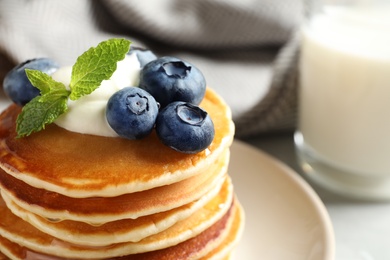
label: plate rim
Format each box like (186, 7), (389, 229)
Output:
(230, 139), (335, 260)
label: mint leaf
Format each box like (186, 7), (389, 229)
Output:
(16, 94), (68, 138)
(25, 69), (68, 95)
(17, 69), (71, 137)
(38, 87), (70, 103)
(69, 38), (131, 100)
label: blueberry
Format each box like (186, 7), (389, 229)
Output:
(106, 87), (159, 140)
(139, 56), (206, 108)
(128, 46), (157, 67)
(3, 58), (60, 106)
(156, 101), (214, 153)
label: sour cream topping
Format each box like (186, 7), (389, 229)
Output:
(52, 53), (141, 137)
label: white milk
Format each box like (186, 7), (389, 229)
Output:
(297, 5), (390, 177)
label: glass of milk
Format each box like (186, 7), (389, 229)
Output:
(295, 0), (390, 199)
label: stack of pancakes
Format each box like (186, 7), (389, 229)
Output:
(0, 88), (244, 259)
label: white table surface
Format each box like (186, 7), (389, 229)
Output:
(1, 90), (388, 260)
(241, 133), (390, 260)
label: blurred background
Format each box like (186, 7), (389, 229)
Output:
(0, 0), (305, 138)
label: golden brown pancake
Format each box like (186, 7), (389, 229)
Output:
(0, 150), (228, 224)
(0, 203), (243, 260)
(0, 236), (19, 260)
(0, 88), (234, 198)
(200, 198), (245, 260)
(0, 191), (239, 259)
(3, 177), (233, 247)
(0, 201), (243, 260)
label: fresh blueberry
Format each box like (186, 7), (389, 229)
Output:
(139, 56), (206, 108)
(3, 58), (60, 106)
(106, 87), (159, 140)
(156, 101), (214, 153)
(128, 46), (157, 67)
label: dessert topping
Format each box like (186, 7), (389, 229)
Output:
(156, 102), (214, 154)
(8, 38), (214, 153)
(139, 56), (206, 108)
(16, 38), (131, 138)
(106, 87), (159, 140)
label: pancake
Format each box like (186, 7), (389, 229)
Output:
(0, 151), (228, 225)
(0, 202), (243, 260)
(0, 236), (18, 260)
(0, 88), (235, 198)
(0, 191), (237, 259)
(3, 176), (233, 247)
(200, 198), (245, 260)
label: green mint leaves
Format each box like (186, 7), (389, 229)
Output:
(16, 70), (70, 137)
(69, 39), (131, 100)
(16, 38), (131, 138)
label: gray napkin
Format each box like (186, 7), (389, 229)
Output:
(0, 0), (304, 137)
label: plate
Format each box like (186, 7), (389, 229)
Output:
(230, 140), (334, 260)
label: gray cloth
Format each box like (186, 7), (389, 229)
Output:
(0, 0), (304, 137)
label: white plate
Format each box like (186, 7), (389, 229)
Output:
(230, 140), (334, 260)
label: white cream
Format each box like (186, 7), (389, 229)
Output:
(52, 54), (141, 137)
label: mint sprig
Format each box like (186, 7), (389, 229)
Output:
(16, 38), (131, 138)
(69, 39), (131, 100)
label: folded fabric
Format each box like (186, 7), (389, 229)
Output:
(0, 0), (304, 137)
